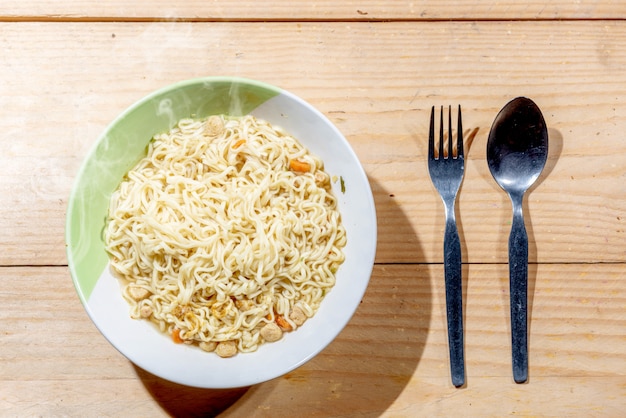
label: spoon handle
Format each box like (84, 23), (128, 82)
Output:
(443, 213), (465, 387)
(509, 195), (528, 383)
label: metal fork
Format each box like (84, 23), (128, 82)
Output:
(427, 105), (465, 387)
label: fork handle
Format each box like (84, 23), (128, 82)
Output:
(509, 195), (529, 384)
(443, 213), (465, 387)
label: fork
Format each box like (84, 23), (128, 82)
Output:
(428, 105), (466, 387)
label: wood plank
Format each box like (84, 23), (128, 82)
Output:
(1, 265), (623, 380)
(1, 265), (623, 416)
(1, 376), (623, 417)
(224, 376), (626, 417)
(0, 21), (624, 265)
(0, 1), (624, 21)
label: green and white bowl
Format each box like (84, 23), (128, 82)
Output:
(66, 77), (377, 388)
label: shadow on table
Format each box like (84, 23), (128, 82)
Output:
(134, 366), (249, 417)
(135, 177), (430, 416)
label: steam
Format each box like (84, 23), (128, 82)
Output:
(227, 81), (245, 116)
(157, 97), (177, 126)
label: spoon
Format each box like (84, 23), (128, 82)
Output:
(487, 97), (548, 383)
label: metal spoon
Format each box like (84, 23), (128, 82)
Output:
(487, 97), (548, 383)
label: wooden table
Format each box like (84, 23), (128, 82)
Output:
(1, 2), (624, 416)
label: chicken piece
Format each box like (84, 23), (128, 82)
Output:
(215, 341), (237, 358)
(260, 322), (283, 342)
(199, 341), (218, 352)
(314, 171), (330, 187)
(289, 306), (307, 327)
(205, 115), (225, 137)
(235, 298), (255, 312)
(127, 286), (150, 301)
(139, 305), (152, 318)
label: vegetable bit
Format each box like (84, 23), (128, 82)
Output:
(232, 139), (246, 149)
(289, 159), (311, 173)
(172, 328), (184, 344)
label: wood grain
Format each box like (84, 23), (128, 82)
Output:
(0, 4), (624, 416)
(0, 21), (624, 265)
(1, 265), (623, 416)
(1, 0), (625, 21)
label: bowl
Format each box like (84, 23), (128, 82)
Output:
(66, 76), (377, 388)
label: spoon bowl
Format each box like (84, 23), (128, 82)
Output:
(488, 98), (548, 193)
(487, 97), (548, 383)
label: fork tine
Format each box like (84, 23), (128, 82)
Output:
(439, 106), (444, 159)
(448, 105), (453, 159)
(457, 105), (464, 157)
(428, 106), (435, 159)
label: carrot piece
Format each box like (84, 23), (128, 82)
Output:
(232, 139), (246, 149)
(172, 328), (184, 344)
(289, 159), (311, 173)
(275, 314), (293, 332)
